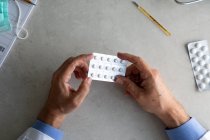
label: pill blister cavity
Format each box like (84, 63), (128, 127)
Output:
(114, 59), (118, 63)
(200, 69), (208, 75)
(192, 57), (198, 63)
(196, 51), (203, 57)
(205, 64), (210, 69)
(198, 60), (205, 66)
(195, 43), (201, 48)
(99, 65), (102, 69)
(197, 74), (203, 80)
(104, 75), (107, 79)
(199, 83), (206, 90)
(190, 48), (197, 54)
(97, 74), (101, 78)
(194, 66), (200, 72)
(204, 78), (210, 84)
(201, 46), (207, 51)
(107, 58), (110, 62)
(119, 68), (123, 72)
(112, 67), (116, 71)
(92, 64), (95, 69)
(203, 55), (209, 61)
(101, 57), (104, 61)
(91, 73), (94, 77)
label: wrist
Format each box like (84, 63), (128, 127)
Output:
(156, 107), (190, 128)
(37, 107), (65, 128)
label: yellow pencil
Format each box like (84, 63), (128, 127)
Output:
(132, 1), (171, 36)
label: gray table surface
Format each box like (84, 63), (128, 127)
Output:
(1, 0), (210, 139)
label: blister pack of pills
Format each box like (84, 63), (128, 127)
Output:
(88, 53), (128, 82)
(187, 40), (210, 91)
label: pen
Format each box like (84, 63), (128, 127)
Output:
(22, 0), (36, 6)
(132, 1), (171, 36)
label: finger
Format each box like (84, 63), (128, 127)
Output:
(75, 77), (92, 101)
(115, 76), (143, 99)
(126, 64), (139, 76)
(59, 54), (93, 82)
(117, 52), (151, 73)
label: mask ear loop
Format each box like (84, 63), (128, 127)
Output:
(14, 0), (29, 40)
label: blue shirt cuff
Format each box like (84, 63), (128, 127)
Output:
(32, 120), (63, 140)
(166, 118), (207, 140)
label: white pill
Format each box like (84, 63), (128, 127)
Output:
(92, 64), (95, 68)
(203, 55), (209, 60)
(199, 83), (206, 90)
(197, 74), (203, 80)
(201, 69), (208, 75)
(91, 73), (94, 77)
(120, 60), (124, 63)
(114, 59), (118, 63)
(201, 46), (207, 51)
(104, 75), (107, 79)
(99, 65), (102, 69)
(101, 57), (104, 61)
(192, 57), (198, 63)
(196, 51), (203, 57)
(107, 58), (111, 62)
(195, 43), (201, 48)
(94, 56), (97, 60)
(119, 68), (123, 72)
(110, 76), (115, 80)
(198, 60), (205, 66)
(190, 48), (197, 54)
(112, 67), (116, 71)
(205, 64), (210, 69)
(194, 66), (200, 72)
(204, 78), (210, 84)
(97, 74), (101, 78)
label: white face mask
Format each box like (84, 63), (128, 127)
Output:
(0, 0), (11, 32)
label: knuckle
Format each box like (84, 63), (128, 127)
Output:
(72, 100), (80, 108)
(152, 69), (160, 77)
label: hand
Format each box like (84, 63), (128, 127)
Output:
(38, 54), (93, 128)
(116, 53), (190, 128)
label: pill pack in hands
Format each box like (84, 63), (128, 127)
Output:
(187, 40), (210, 91)
(88, 53), (128, 82)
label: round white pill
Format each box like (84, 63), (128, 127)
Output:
(205, 64), (210, 69)
(195, 43), (201, 48)
(201, 69), (208, 75)
(199, 83), (206, 90)
(101, 57), (104, 61)
(104, 75), (107, 79)
(198, 60), (205, 66)
(194, 66), (200, 72)
(120, 60), (124, 63)
(91, 73), (94, 77)
(99, 65), (102, 69)
(196, 74), (203, 80)
(112, 67), (116, 71)
(92, 64), (95, 68)
(114, 59), (118, 63)
(94, 56), (97, 60)
(119, 68), (123, 72)
(196, 51), (203, 57)
(204, 78), (210, 84)
(203, 55), (209, 60)
(192, 57), (198, 63)
(111, 76), (115, 80)
(97, 74), (101, 78)
(107, 58), (111, 62)
(105, 66), (109, 70)
(201, 46), (207, 51)
(190, 48), (197, 54)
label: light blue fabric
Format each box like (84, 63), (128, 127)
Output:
(166, 118), (207, 140)
(0, 0), (11, 32)
(32, 120), (63, 140)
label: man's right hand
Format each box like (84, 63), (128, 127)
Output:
(116, 53), (190, 128)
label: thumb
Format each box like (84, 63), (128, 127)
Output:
(76, 77), (92, 100)
(116, 76), (142, 99)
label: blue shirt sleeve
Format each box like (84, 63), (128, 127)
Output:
(166, 118), (207, 140)
(32, 120), (64, 140)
